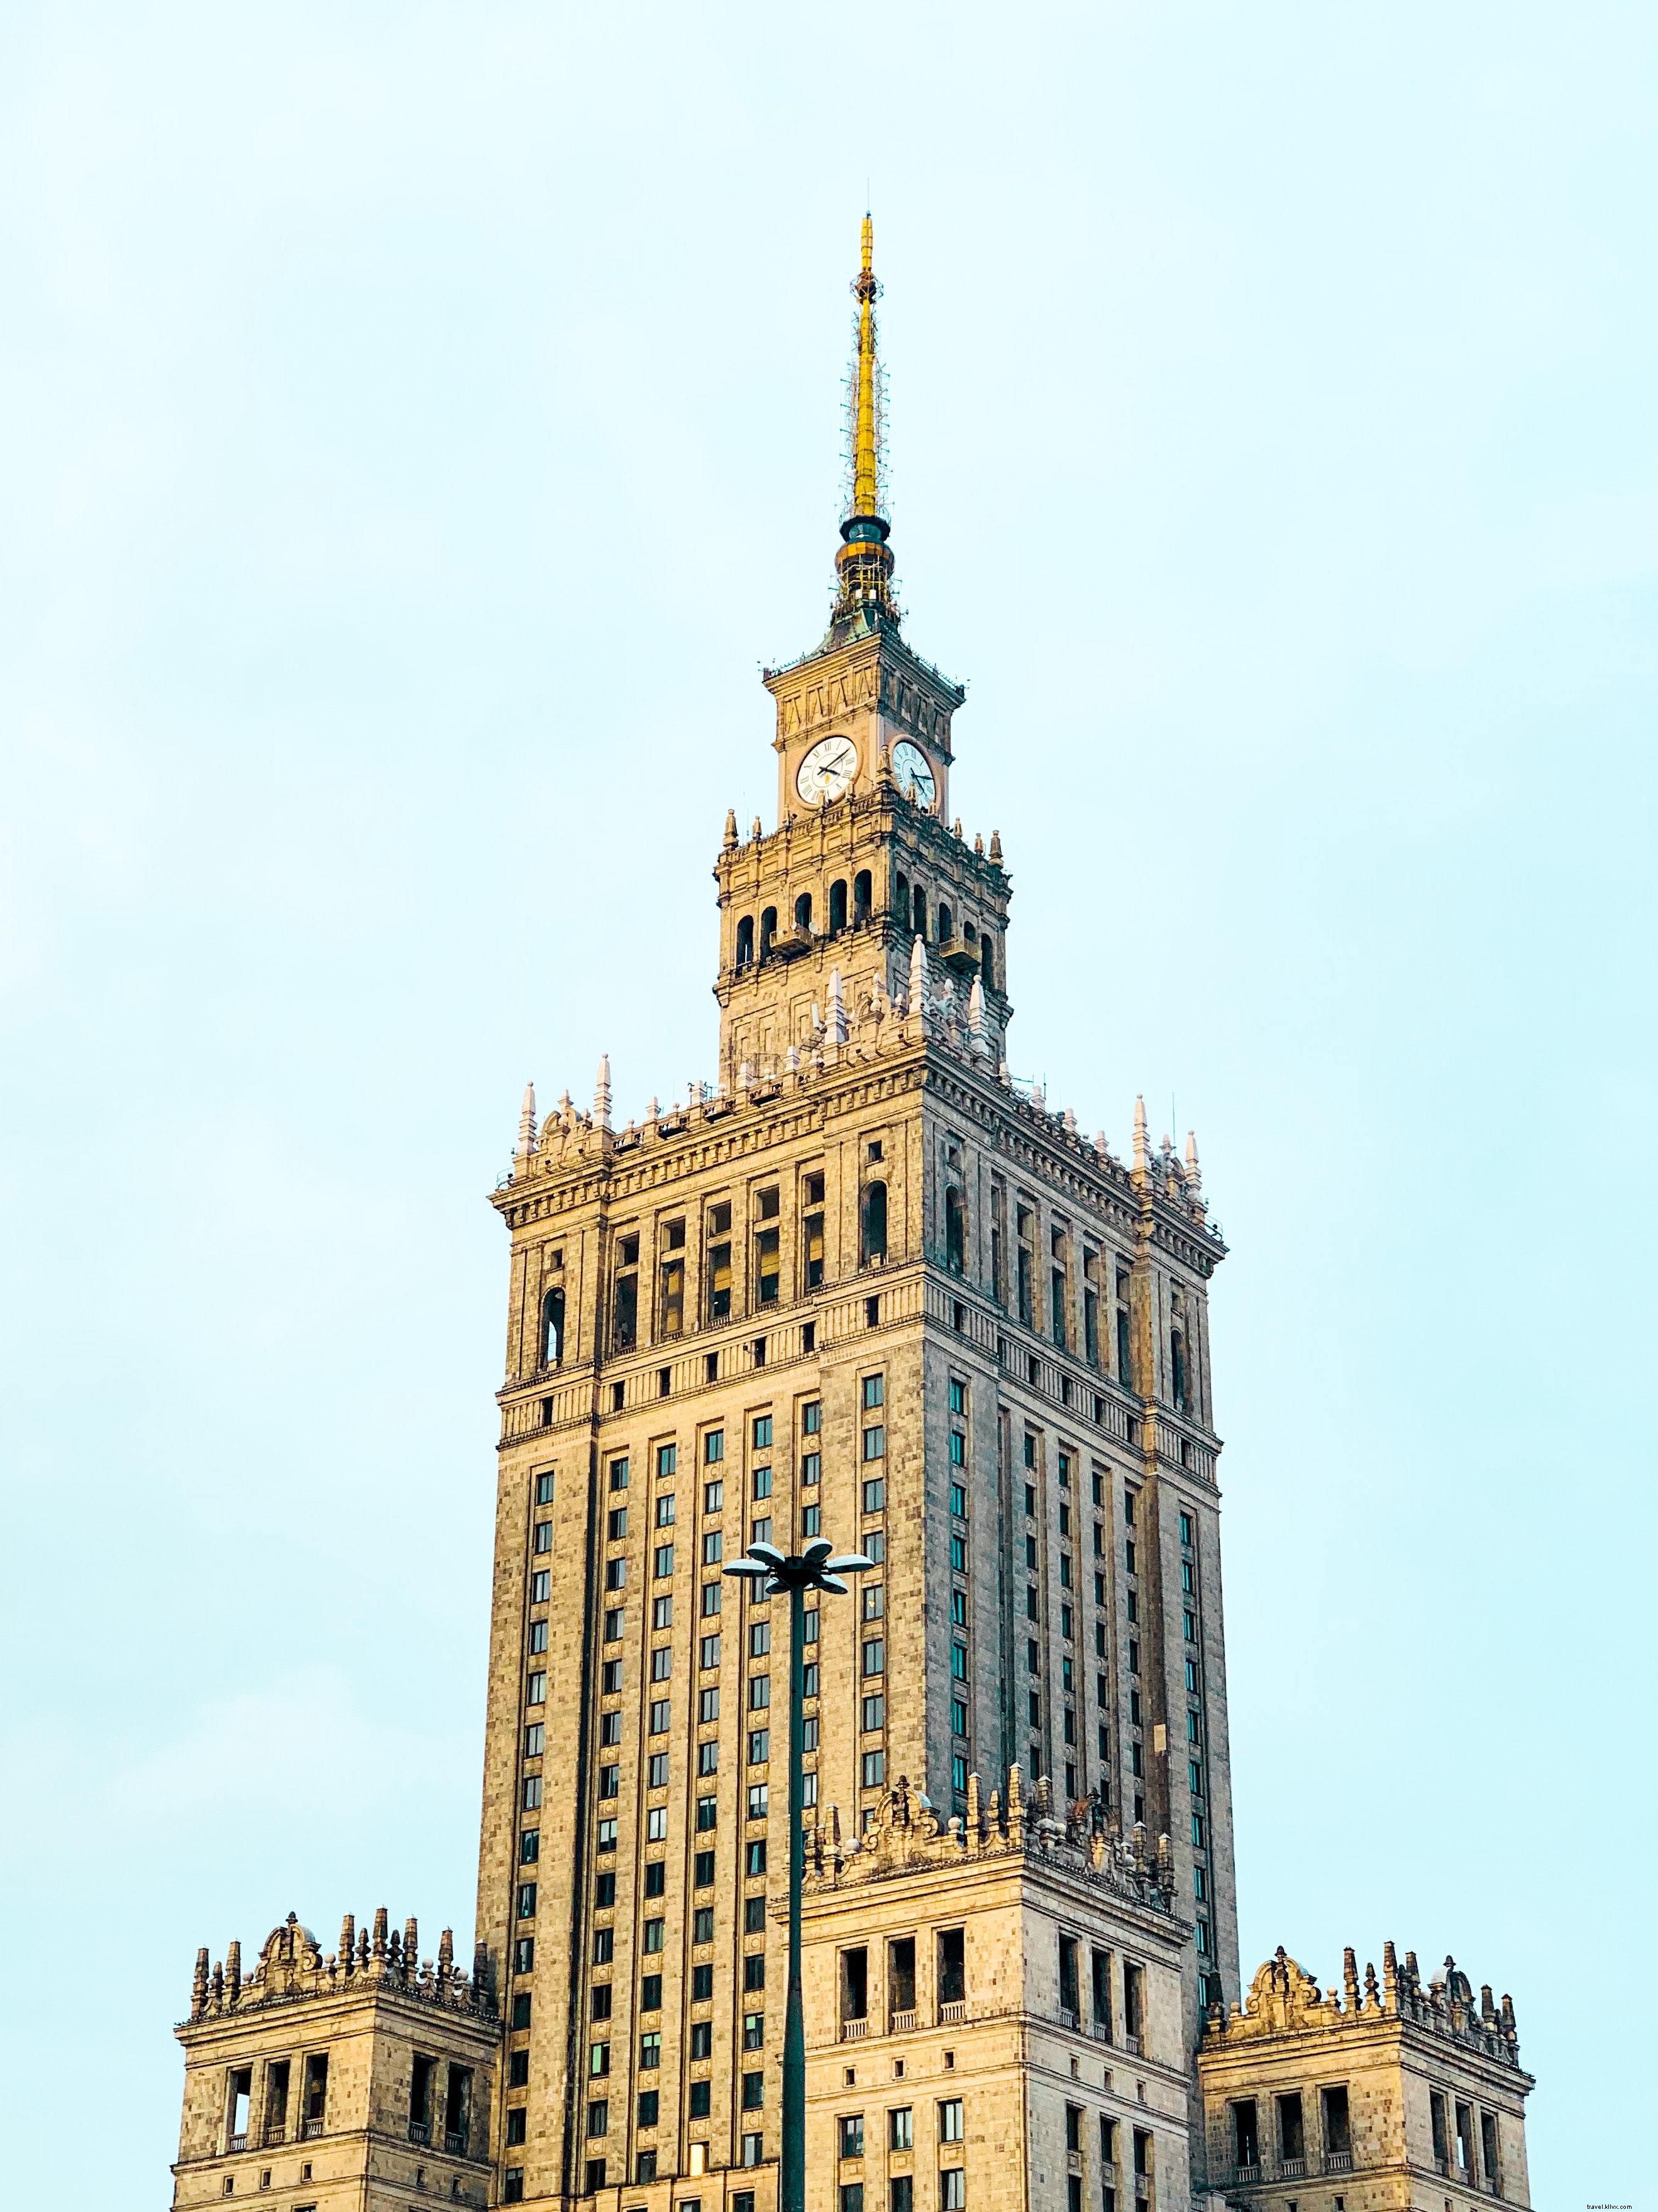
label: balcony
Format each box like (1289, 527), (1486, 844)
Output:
(262, 2125), (286, 2147)
(446, 2130), (469, 2155)
(228, 2135), (248, 2154)
(1229, 2165), (1260, 2188)
(409, 2121), (431, 2146)
(1323, 2150), (1352, 2174)
(839, 2019), (868, 2042)
(936, 934), (981, 977)
(1279, 2158), (1307, 2180)
(889, 2010), (917, 2034)
(301, 2120), (323, 2140)
(937, 2001), (966, 2026)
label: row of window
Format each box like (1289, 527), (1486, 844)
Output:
(732, 871), (999, 991)
(540, 1155), (893, 1368)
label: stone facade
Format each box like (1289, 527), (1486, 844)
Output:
(802, 1773), (1193, 2212)
(165, 221), (1537, 2212)
(171, 1910), (500, 2210)
(1196, 1947), (1532, 2209)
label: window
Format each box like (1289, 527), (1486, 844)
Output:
(862, 1749), (887, 1788)
(1058, 1934), (1080, 2017)
(939, 2097), (964, 2143)
(863, 1478), (887, 1513)
(700, 1633), (721, 1668)
(702, 1582), (722, 1616)
(747, 1785), (769, 1820)
(841, 2113), (865, 2160)
(523, 1723), (544, 1757)
(841, 2191), (865, 2212)
(862, 1692), (886, 1730)
(863, 1639), (885, 1676)
(744, 1952), (766, 1989)
(541, 1287), (565, 1367)
(861, 1181), (888, 1264)
(950, 1642), (968, 1681)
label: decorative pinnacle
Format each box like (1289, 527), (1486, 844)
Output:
(594, 1054), (612, 1131)
(831, 214), (898, 638)
(516, 1081), (538, 1160)
(1132, 1094), (1149, 1172)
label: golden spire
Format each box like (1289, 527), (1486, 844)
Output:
(851, 214), (882, 521)
(831, 212), (898, 639)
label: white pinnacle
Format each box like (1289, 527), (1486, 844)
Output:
(827, 967), (849, 1047)
(1132, 1094), (1149, 1172)
(594, 1054), (612, 1130)
(968, 975), (988, 1055)
(908, 933), (927, 1022)
(516, 1081), (538, 1158)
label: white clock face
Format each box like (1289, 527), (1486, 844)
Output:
(796, 734), (858, 805)
(892, 740), (937, 809)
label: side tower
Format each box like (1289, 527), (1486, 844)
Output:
(1197, 1946), (1534, 2208)
(475, 221), (1235, 2211)
(170, 1910), (500, 2212)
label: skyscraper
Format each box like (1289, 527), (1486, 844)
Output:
(168, 221), (1535, 2212)
(477, 217), (1235, 2205)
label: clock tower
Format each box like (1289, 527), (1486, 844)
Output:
(718, 219), (1006, 1089)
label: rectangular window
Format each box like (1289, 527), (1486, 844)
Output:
(703, 1531), (724, 1565)
(512, 1937), (534, 1973)
(801, 1450), (821, 1486)
(862, 1639), (885, 1676)
(639, 2032), (661, 2069)
(697, 1796), (717, 1830)
(530, 1570), (550, 1604)
(523, 1723), (544, 1757)
(752, 1465), (773, 1499)
(939, 2098), (964, 2143)
(861, 1423), (887, 1461)
(863, 1479), (886, 1513)
(649, 1698), (671, 1734)
(702, 1582), (722, 1617)
(532, 1519), (553, 1553)
(747, 1785), (769, 1820)
(861, 1749), (886, 1788)
(700, 1633), (721, 1668)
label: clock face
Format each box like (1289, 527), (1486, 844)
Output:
(796, 734), (858, 806)
(891, 740), (937, 809)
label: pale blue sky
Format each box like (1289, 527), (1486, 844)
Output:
(2, 6), (1653, 2205)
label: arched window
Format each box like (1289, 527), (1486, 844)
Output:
(735, 915), (755, 967)
(945, 1187), (966, 1275)
(938, 902), (954, 943)
(861, 1180), (888, 1267)
(760, 906), (778, 956)
(963, 920), (977, 949)
(1171, 1329), (1190, 1412)
(853, 870), (872, 922)
(828, 879), (848, 933)
(542, 1288), (565, 1368)
(794, 891), (813, 933)
(980, 937), (996, 992)
(912, 886), (927, 937)
(895, 871), (909, 920)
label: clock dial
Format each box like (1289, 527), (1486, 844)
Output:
(891, 740), (937, 809)
(796, 734), (858, 805)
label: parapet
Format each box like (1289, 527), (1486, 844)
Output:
(184, 1907), (496, 2027)
(805, 1766), (1178, 1918)
(1205, 1942), (1523, 2069)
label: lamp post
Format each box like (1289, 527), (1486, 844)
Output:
(724, 1537), (872, 2212)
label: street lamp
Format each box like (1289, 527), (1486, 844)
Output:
(724, 1537), (872, 2212)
